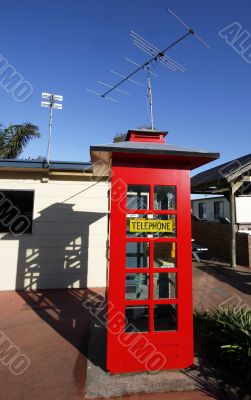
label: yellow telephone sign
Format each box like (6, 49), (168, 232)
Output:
(130, 218), (173, 233)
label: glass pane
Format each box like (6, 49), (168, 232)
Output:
(199, 202), (207, 219)
(154, 242), (176, 268)
(127, 214), (176, 238)
(154, 304), (177, 331)
(154, 186), (176, 210)
(126, 242), (149, 268)
(125, 273), (149, 300)
(127, 185), (150, 210)
(154, 273), (176, 299)
(125, 306), (149, 332)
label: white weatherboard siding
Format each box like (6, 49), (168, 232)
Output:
(0, 176), (109, 291)
(192, 197), (230, 221)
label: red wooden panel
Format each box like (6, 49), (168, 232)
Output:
(107, 165), (193, 373)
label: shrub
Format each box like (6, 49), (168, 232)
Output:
(194, 307), (251, 396)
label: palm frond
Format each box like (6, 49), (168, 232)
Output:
(0, 122), (40, 159)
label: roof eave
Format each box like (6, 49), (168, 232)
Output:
(90, 145), (219, 176)
(90, 144), (219, 159)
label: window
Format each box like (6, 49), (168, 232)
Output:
(154, 186), (176, 210)
(214, 201), (224, 220)
(154, 242), (176, 268)
(154, 304), (177, 332)
(0, 190), (34, 234)
(198, 202), (206, 219)
(127, 185), (150, 210)
(125, 273), (149, 300)
(126, 242), (149, 268)
(125, 183), (178, 334)
(125, 306), (149, 332)
(154, 273), (176, 299)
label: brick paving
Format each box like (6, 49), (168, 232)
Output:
(0, 262), (250, 400)
(193, 262), (251, 309)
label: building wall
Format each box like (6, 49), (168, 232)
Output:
(192, 197), (230, 221)
(236, 197), (251, 223)
(0, 173), (109, 291)
(192, 221), (251, 267)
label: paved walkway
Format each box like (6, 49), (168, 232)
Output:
(193, 261), (251, 309)
(0, 263), (250, 400)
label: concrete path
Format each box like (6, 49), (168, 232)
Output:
(0, 262), (250, 400)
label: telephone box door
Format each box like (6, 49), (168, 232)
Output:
(107, 165), (193, 373)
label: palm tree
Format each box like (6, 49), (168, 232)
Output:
(0, 122), (40, 159)
(113, 133), (127, 143)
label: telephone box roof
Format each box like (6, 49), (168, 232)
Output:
(90, 129), (219, 176)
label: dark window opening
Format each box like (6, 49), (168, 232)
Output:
(125, 306), (149, 333)
(214, 201), (224, 220)
(198, 202), (207, 219)
(154, 304), (177, 332)
(0, 190), (34, 234)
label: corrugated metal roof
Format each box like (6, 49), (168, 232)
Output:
(191, 153), (251, 191)
(0, 159), (92, 172)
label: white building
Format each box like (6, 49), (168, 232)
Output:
(192, 196), (230, 222)
(0, 160), (109, 291)
(191, 153), (251, 267)
(1, 149), (250, 291)
(192, 195), (251, 226)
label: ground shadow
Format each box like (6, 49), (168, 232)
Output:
(2, 202), (108, 373)
(183, 361), (232, 400)
(197, 263), (251, 296)
(19, 288), (107, 394)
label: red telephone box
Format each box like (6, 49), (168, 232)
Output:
(91, 129), (219, 374)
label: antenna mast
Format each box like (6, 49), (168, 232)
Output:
(86, 9), (210, 128)
(41, 93), (63, 165)
(146, 65), (154, 130)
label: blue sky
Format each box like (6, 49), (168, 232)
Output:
(0, 0), (251, 174)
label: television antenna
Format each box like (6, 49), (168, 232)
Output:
(86, 9), (210, 129)
(41, 92), (63, 165)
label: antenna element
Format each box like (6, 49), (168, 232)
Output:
(86, 9), (210, 128)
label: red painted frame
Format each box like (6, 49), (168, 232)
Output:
(107, 163), (193, 374)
